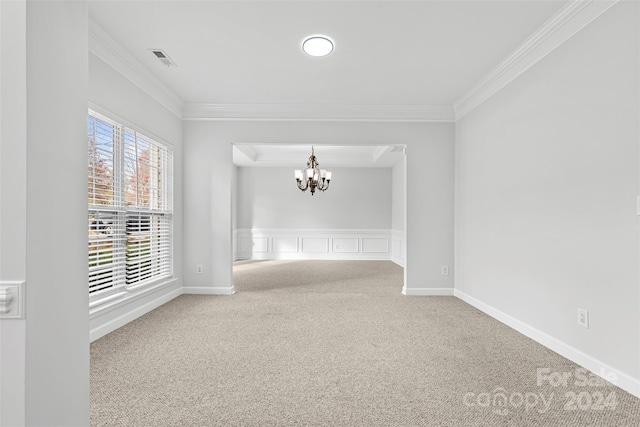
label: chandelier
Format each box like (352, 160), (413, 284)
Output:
(294, 146), (332, 196)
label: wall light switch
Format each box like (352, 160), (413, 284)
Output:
(441, 266), (449, 276)
(196, 265), (203, 274)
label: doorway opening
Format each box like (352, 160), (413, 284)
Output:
(229, 143), (407, 293)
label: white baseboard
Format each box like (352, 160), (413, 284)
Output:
(454, 289), (640, 399)
(90, 284), (235, 342)
(390, 256), (405, 268)
(402, 287), (454, 296)
(90, 287), (182, 342)
(237, 254), (390, 261)
(183, 286), (235, 295)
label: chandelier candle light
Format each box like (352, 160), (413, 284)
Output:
(294, 146), (332, 196)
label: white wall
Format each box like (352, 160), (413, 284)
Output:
(89, 53), (183, 153)
(88, 53), (184, 340)
(232, 166), (238, 232)
(391, 159), (405, 231)
(0, 1), (27, 425)
(184, 120), (454, 295)
(235, 166), (396, 262)
(236, 166), (392, 229)
(24, 1), (89, 424)
(391, 158), (406, 266)
(232, 166), (238, 257)
(0, 10), (186, 424)
(455, 0), (639, 392)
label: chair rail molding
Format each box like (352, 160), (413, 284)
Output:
(0, 281), (25, 319)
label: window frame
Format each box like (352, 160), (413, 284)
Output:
(88, 108), (174, 307)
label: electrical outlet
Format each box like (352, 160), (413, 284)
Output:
(577, 308), (589, 328)
(196, 264), (203, 274)
(441, 266), (449, 276)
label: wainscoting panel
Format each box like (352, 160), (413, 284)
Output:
(391, 230), (406, 267)
(235, 229), (403, 262)
(362, 238), (389, 253)
(272, 237), (298, 253)
(332, 238), (359, 253)
(238, 236), (268, 253)
(302, 237), (330, 253)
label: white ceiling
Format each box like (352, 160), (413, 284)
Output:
(88, 0), (569, 166)
(89, 0), (566, 106)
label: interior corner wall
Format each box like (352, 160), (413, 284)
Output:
(88, 53), (184, 337)
(455, 0), (639, 389)
(184, 120), (454, 293)
(235, 166), (392, 229)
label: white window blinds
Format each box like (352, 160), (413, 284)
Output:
(88, 111), (173, 297)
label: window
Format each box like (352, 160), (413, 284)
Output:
(88, 110), (173, 299)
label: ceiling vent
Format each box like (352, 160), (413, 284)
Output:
(150, 49), (176, 67)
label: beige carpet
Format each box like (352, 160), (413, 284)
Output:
(91, 260), (640, 426)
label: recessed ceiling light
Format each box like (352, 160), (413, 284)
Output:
(302, 36), (334, 57)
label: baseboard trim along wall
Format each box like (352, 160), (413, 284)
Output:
(90, 285), (182, 342)
(454, 289), (640, 399)
(235, 229), (405, 266)
(90, 283), (235, 342)
(402, 287), (454, 296)
(182, 286), (236, 295)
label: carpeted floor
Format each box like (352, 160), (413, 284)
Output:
(91, 260), (640, 426)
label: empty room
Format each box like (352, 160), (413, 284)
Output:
(0, 0), (639, 426)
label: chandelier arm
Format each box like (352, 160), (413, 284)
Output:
(318, 179), (330, 191)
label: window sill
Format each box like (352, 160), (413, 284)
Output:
(89, 291), (128, 310)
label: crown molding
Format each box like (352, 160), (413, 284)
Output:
(453, 0), (619, 120)
(89, 0), (617, 123)
(88, 19), (184, 119)
(182, 103), (455, 122)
